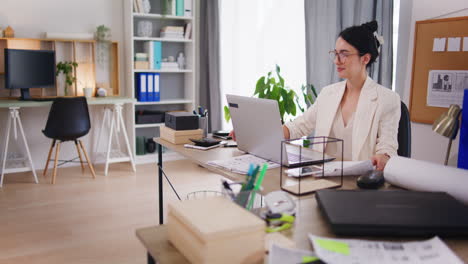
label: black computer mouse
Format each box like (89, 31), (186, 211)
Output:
(356, 170), (385, 189)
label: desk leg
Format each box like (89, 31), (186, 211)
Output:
(147, 252), (156, 264)
(158, 143), (163, 225)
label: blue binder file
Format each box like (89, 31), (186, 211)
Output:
(154, 73), (160, 101)
(147, 73), (154, 101)
(137, 73), (148, 102)
(153, 41), (162, 70)
(458, 89), (468, 169)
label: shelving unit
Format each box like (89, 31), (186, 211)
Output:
(124, 0), (196, 163)
(0, 37), (120, 98)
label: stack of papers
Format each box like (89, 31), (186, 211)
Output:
(207, 154), (279, 174)
(315, 160), (374, 177)
(309, 235), (463, 264)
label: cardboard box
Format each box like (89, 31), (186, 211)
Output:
(134, 61), (149, 69)
(160, 125), (203, 144)
(167, 197), (265, 264)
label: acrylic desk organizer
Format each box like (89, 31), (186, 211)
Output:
(280, 136), (343, 196)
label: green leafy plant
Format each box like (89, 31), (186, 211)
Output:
(56, 61), (78, 96)
(96, 25), (111, 42)
(223, 65), (317, 123)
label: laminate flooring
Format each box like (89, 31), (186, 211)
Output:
(0, 160), (224, 264)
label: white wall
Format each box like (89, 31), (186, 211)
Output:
(0, 0), (126, 173)
(396, 0), (468, 166)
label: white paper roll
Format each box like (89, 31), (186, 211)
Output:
(384, 156), (468, 204)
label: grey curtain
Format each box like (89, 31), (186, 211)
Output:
(304, 0), (394, 92)
(199, 0), (221, 132)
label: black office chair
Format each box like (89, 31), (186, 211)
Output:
(397, 101), (411, 158)
(42, 97), (96, 184)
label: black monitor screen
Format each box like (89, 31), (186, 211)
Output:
(5, 49), (56, 89)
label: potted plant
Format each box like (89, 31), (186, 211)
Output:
(56, 61), (78, 96)
(224, 65), (317, 124)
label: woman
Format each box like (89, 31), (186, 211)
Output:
(283, 20), (400, 170)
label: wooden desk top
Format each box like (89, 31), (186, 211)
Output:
(136, 194), (468, 263)
(147, 138), (468, 262)
(0, 96), (135, 108)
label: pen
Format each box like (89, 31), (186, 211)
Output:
(247, 163), (268, 210)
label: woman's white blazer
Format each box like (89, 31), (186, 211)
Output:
(285, 76), (401, 161)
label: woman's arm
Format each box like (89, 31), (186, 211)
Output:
(372, 94), (401, 170)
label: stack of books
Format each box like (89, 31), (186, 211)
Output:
(160, 125), (203, 144)
(134, 53), (149, 69)
(161, 61), (179, 70)
(167, 197), (265, 263)
(160, 26), (184, 39)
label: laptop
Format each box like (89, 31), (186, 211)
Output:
(226, 94), (334, 167)
(316, 189), (468, 237)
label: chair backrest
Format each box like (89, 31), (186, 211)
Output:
(43, 97), (91, 141)
(397, 101), (411, 157)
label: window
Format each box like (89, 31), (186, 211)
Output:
(219, 0), (306, 129)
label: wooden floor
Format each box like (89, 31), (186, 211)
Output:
(0, 160), (224, 264)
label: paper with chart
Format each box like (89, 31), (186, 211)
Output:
(309, 235), (463, 264)
(268, 244), (319, 264)
(427, 70), (468, 107)
(207, 154), (279, 174)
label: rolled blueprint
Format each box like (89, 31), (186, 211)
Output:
(384, 156), (468, 204)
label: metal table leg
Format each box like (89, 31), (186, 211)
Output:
(158, 143), (163, 225)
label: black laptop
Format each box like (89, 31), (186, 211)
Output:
(316, 190), (468, 237)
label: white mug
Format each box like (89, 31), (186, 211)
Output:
(83, 87), (93, 98)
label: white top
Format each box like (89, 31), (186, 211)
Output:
(326, 107), (354, 160)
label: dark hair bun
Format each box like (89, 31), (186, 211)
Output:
(362, 20), (378, 33)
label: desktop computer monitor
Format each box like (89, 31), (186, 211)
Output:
(5, 48), (56, 100)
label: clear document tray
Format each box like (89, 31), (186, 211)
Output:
(280, 136), (343, 196)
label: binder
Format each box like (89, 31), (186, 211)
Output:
(147, 72), (154, 101)
(458, 89), (468, 169)
(154, 73), (160, 101)
(137, 73), (148, 102)
(176, 0), (184, 16)
(184, 0), (192, 17)
(153, 41), (162, 70)
(144, 41), (154, 69)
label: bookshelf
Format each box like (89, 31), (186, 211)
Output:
(124, 0), (196, 163)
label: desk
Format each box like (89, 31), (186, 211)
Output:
(0, 97), (136, 186)
(147, 138), (468, 263)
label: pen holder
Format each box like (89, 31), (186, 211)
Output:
(222, 189), (263, 211)
(199, 116), (208, 138)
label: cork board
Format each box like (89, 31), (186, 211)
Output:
(409, 16), (468, 124)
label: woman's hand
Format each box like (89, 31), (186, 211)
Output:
(229, 130), (236, 141)
(371, 154), (390, 171)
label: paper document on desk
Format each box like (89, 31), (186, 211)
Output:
(269, 244), (320, 264)
(309, 235), (463, 264)
(207, 154), (279, 174)
(313, 160), (373, 177)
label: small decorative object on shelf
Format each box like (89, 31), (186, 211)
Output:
(83, 87), (94, 98)
(137, 20), (152, 37)
(96, 25), (111, 42)
(4, 26), (14, 38)
(56, 61), (78, 96)
(0, 27), (3, 38)
(97, 87), (107, 97)
(177, 52), (185, 69)
(141, 0), (151, 13)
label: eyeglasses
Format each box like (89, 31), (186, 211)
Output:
(328, 50), (361, 63)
